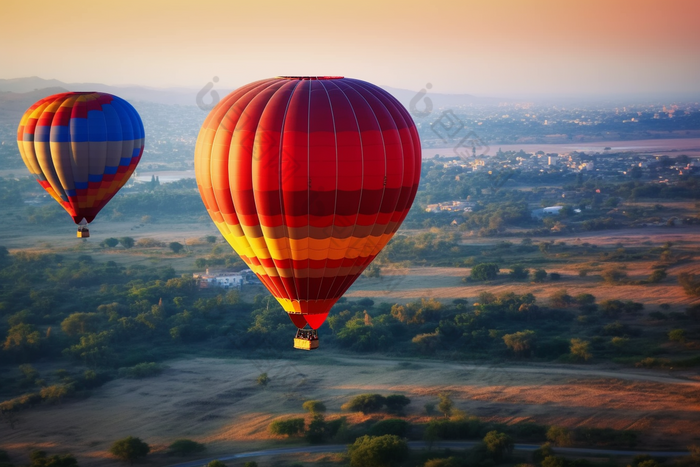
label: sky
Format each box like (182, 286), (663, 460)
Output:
(1, 0), (699, 98)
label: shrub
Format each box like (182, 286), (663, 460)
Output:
(101, 237), (119, 248)
(302, 400), (327, 414)
(168, 439), (206, 456)
(470, 263), (500, 281)
(426, 417), (486, 440)
(135, 238), (163, 248)
(118, 362), (166, 379)
(570, 338), (592, 362)
(509, 265), (530, 280)
(647, 269), (667, 283)
(369, 419), (410, 437)
(385, 394), (411, 414)
(256, 373), (269, 386)
(668, 329), (686, 343)
(679, 272), (700, 297)
(269, 418), (305, 437)
(602, 268), (628, 285)
(550, 272), (561, 281)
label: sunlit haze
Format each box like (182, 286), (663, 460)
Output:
(1, 0), (699, 97)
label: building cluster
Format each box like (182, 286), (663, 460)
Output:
(193, 268), (255, 289)
(425, 200), (475, 213)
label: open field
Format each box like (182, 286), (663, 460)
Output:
(1, 355), (699, 466)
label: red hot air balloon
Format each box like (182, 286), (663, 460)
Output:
(17, 92), (145, 237)
(194, 76), (421, 349)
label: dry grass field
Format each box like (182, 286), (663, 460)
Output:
(1, 355), (699, 466)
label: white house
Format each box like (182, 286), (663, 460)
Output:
(193, 269), (244, 289)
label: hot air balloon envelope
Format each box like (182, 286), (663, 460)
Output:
(17, 92), (145, 231)
(194, 76), (421, 336)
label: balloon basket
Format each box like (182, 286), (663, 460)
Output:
(293, 328), (319, 351)
(77, 227), (90, 238)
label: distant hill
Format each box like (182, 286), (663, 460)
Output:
(0, 76), (512, 110)
(0, 76), (198, 106)
(0, 87), (69, 124)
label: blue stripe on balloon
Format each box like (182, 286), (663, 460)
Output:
(74, 182), (88, 189)
(23, 133), (35, 142)
(104, 166), (118, 175)
(119, 157), (131, 166)
(109, 99), (134, 141)
(101, 104), (124, 142)
(87, 110), (107, 142)
(132, 147), (141, 158)
(88, 174), (103, 182)
(50, 125), (71, 143)
(70, 118), (89, 142)
(66, 189), (76, 197)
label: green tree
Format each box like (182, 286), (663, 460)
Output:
(101, 237), (119, 248)
(509, 265), (530, 280)
(109, 436), (150, 465)
(118, 237), (135, 249)
(531, 269), (547, 283)
(348, 435), (409, 467)
(437, 393), (453, 418)
(546, 426), (573, 446)
(305, 414), (328, 443)
(207, 461), (227, 467)
(3, 323), (41, 357)
(570, 338), (592, 362)
(169, 242), (184, 254)
(341, 394), (386, 414)
(470, 263), (500, 281)
(602, 268), (627, 285)
(168, 439), (206, 456)
(483, 430), (514, 461)
(302, 400), (327, 414)
(28, 450), (79, 467)
(647, 269), (667, 284)
(60, 312), (102, 336)
(503, 330), (536, 355)
(550, 290), (572, 308)
(384, 395), (411, 415)
(532, 442), (554, 463)
(269, 418), (305, 437)
(668, 329), (686, 343)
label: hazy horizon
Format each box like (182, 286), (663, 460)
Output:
(1, 0), (699, 99)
